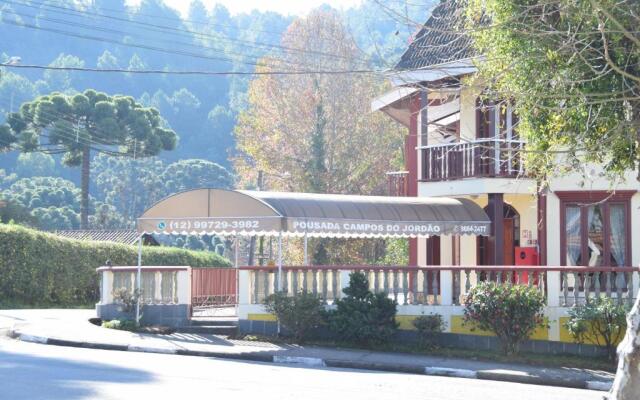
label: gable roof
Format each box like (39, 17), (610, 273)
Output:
(395, 0), (474, 71)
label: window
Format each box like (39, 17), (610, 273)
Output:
(559, 192), (632, 267)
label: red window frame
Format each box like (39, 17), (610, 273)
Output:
(558, 191), (634, 267)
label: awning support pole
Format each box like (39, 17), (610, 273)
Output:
(135, 235), (142, 326)
(303, 232), (308, 265)
(234, 236), (239, 315)
(277, 232), (283, 292)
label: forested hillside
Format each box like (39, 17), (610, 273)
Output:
(0, 0), (428, 232)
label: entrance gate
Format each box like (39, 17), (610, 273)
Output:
(191, 268), (237, 316)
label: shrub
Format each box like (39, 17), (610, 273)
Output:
(0, 223), (231, 308)
(101, 319), (137, 331)
(564, 298), (629, 360)
(412, 314), (446, 349)
(327, 272), (398, 346)
(264, 291), (325, 343)
(463, 282), (546, 355)
(113, 287), (141, 314)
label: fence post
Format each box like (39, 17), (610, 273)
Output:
(238, 269), (251, 305)
(440, 270), (453, 306)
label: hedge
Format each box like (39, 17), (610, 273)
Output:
(0, 223), (231, 308)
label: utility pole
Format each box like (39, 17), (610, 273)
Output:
(247, 170), (264, 266)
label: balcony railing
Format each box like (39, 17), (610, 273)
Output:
(240, 265), (639, 307)
(386, 171), (409, 196)
(421, 139), (527, 182)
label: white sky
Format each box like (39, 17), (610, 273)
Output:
(126, 0), (364, 17)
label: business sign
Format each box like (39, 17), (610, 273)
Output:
(287, 218), (490, 236)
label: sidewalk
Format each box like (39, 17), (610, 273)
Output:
(0, 309), (614, 392)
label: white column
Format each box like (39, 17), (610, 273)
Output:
(101, 270), (113, 304)
(176, 269), (191, 304)
(440, 235), (453, 305)
(154, 271), (162, 303)
(277, 232), (283, 291)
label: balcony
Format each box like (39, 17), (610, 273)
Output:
(421, 139), (526, 182)
(386, 170), (409, 196)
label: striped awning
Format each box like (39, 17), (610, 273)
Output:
(137, 189), (490, 238)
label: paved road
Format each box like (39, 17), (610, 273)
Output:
(0, 338), (602, 400)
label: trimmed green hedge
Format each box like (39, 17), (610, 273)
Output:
(0, 223), (231, 308)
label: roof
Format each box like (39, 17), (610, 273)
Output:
(53, 230), (156, 245)
(395, 0), (474, 71)
(137, 188), (490, 238)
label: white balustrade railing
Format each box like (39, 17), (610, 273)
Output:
(240, 265), (640, 308)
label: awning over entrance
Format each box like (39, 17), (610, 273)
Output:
(137, 189), (491, 238)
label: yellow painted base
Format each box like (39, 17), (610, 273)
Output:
(248, 313), (277, 322)
(449, 316), (549, 341)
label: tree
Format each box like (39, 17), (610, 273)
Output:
(464, 0), (639, 396)
(161, 159), (234, 194)
(15, 153), (55, 178)
(1, 89), (177, 228)
(234, 10), (404, 264)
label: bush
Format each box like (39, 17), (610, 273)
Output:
(0, 223), (231, 308)
(564, 298), (628, 360)
(327, 272), (398, 346)
(464, 282), (546, 355)
(101, 318), (137, 331)
(412, 314), (446, 349)
(264, 291), (325, 342)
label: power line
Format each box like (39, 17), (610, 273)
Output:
(0, 63), (384, 76)
(3, 0), (368, 64)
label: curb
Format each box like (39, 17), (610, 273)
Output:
(6, 329), (613, 392)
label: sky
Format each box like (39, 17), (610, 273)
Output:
(126, 0), (365, 16)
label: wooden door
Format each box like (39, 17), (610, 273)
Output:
(503, 218), (514, 265)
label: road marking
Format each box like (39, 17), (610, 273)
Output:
(424, 367), (478, 378)
(273, 356), (326, 367)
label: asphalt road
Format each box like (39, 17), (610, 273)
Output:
(0, 338), (603, 400)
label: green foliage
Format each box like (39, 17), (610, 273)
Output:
(466, 0), (640, 181)
(0, 199), (38, 226)
(0, 223), (231, 308)
(161, 159), (234, 193)
(327, 272), (398, 346)
(101, 319), (137, 331)
(564, 298), (629, 360)
(15, 153), (56, 177)
(412, 314), (446, 349)
(264, 291), (326, 342)
(380, 239), (408, 265)
(464, 282), (546, 355)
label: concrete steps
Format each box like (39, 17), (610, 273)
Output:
(176, 317), (239, 335)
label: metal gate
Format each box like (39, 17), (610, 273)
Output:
(191, 268), (237, 316)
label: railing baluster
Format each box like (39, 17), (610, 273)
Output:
(432, 271), (439, 305)
(423, 270), (429, 305)
(383, 270), (389, 295)
(594, 272), (601, 300)
(496, 270), (502, 284)
(606, 272), (612, 299)
(562, 272), (569, 306)
(302, 269), (308, 293)
(584, 274), (591, 304)
(374, 269), (380, 293)
(402, 270), (409, 305)
(322, 270), (328, 303)
(393, 270), (399, 303)
(626, 272), (633, 307)
(464, 269), (471, 295)
(253, 271), (259, 304)
(573, 272), (580, 306)
(293, 270), (298, 293)
(332, 269), (339, 301)
(518, 270), (524, 285)
(412, 270), (418, 305)
(312, 269), (318, 295)
(263, 270), (270, 300)
(506, 271), (513, 286)
(616, 272), (624, 305)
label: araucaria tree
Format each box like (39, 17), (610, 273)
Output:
(1, 90), (177, 227)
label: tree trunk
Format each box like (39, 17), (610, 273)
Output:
(609, 295), (640, 399)
(80, 145), (90, 229)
